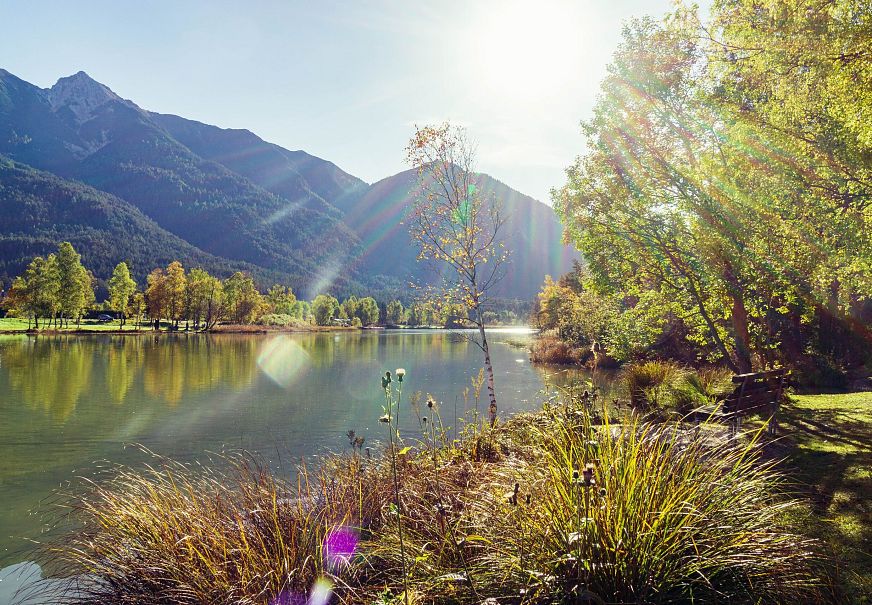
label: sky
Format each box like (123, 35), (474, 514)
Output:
(0, 0), (706, 203)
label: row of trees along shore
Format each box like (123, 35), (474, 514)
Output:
(0, 242), (493, 330)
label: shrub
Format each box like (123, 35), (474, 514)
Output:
(530, 335), (585, 365)
(620, 359), (687, 410)
(668, 366), (735, 413)
(257, 313), (310, 328)
(258, 312), (293, 326)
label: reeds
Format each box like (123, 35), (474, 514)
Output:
(36, 393), (828, 604)
(668, 366), (735, 413)
(37, 452), (388, 604)
(621, 359), (688, 410)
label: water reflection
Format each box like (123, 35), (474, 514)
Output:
(4, 337), (95, 423)
(0, 330), (601, 573)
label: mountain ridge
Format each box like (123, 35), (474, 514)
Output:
(0, 69), (577, 299)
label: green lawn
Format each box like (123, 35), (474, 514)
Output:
(774, 392), (872, 603)
(0, 317), (144, 331)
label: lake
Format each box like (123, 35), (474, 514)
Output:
(0, 329), (593, 601)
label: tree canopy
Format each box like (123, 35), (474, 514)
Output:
(553, 1), (871, 377)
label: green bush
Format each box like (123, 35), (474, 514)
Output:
(668, 366), (735, 413)
(257, 313), (310, 328)
(620, 360), (687, 410)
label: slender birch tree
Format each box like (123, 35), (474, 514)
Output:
(405, 123), (509, 414)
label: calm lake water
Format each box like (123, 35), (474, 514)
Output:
(0, 329), (595, 599)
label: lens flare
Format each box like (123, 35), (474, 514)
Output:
(257, 336), (310, 389)
(308, 577), (333, 605)
(323, 526), (358, 567)
(268, 577), (333, 605)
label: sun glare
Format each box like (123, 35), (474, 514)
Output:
(472, 1), (588, 106)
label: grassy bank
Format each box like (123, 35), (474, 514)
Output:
(28, 388), (860, 604)
(0, 317), (133, 333)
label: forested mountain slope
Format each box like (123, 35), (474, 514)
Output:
(0, 157), (267, 285)
(0, 68), (577, 298)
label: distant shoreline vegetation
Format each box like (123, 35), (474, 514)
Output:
(0, 241), (530, 333)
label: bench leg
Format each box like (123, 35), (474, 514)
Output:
(768, 406), (778, 436)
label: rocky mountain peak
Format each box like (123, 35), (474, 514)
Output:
(47, 71), (130, 122)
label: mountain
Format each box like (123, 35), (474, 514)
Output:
(149, 112), (367, 217)
(0, 156), (268, 285)
(0, 69), (362, 294)
(0, 68), (577, 299)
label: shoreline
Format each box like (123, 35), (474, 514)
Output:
(0, 325), (359, 336)
(0, 324), (532, 336)
(23, 393), (857, 603)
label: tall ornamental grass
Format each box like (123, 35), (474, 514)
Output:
(36, 453), (393, 605)
(34, 396), (827, 604)
(475, 411), (824, 603)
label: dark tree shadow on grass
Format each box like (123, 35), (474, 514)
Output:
(763, 398), (872, 603)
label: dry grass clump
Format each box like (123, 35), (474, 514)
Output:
(621, 362), (738, 416)
(621, 360), (688, 410)
(529, 336), (584, 365)
(35, 398), (829, 604)
(36, 453), (394, 604)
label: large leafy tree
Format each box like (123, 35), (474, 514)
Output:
(13, 254), (60, 329)
(56, 242), (90, 327)
(164, 261), (187, 328)
(705, 0), (872, 362)
(187, 268), (223, 329)
(386, 300), (405, 325)
(128, 292), (146, 331)
(222, 272), (263, 324)
(340, 295), (359, 322)
(555, 3), (870, 372)
(145, 268), (167, 327)
(355, 296), (380, 326)
(265, 285), (297, 315)
(312, 294), (339, 326)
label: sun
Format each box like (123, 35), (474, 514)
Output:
(470, 0), (589, 106)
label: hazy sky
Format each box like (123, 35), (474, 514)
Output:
(0, 0), (705, 202)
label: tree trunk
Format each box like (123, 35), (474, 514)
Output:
(475, 308), (498, 415)
(730, 296), (753, 373)
(660, 246), (738, 372)
(723, 263), (753, 373)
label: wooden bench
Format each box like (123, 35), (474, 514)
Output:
(691, 368), (788, 438)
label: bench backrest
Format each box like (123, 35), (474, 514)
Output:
(723, 368), (787, 416)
